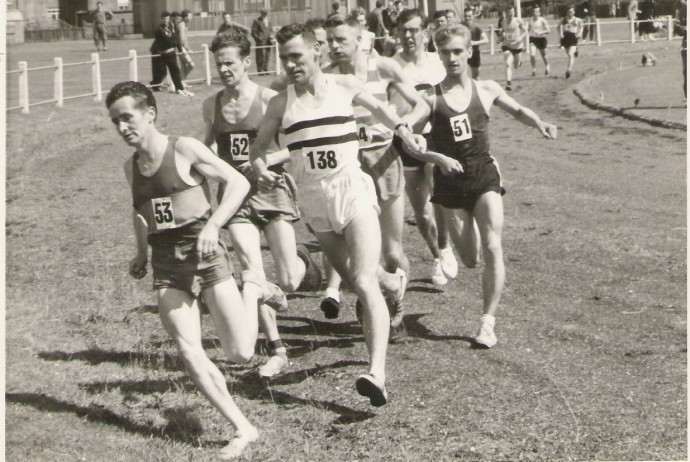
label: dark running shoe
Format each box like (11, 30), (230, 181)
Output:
(296, 244), (322, 291)
(355, 374), (388, 407)
(320, 296), (341, 319)
(389, 321), (408, 344)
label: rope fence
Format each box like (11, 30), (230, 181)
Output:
(6, 19), (682, 114)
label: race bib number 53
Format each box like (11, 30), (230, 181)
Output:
(303, 149), (338, 174)
(449, 114), (473, 142)
(151, 197), (175, 231)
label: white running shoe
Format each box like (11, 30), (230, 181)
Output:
(218, 428), (259, 460)
(431, 258), (448, 285)
(176, 89), (194, 96)
(439, 247), (458, 280)
(259, 355), (288, 379)
(474, 322), (497, 349)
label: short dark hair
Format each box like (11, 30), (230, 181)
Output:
(105, 81), (157, 117)
(394, 0), (402, 5)
(181, 10), (191, 19)
(332, 2), (340, 10)
(397, 8), (422, 26)
(210, 27), (252, 56)
(376, 1), (384, 8)
(276, 23), (316, 45)
(305, 17), (326, 31)
(161, 11), (170, 18)
(433, 10), (448, 19)
(170, 11), (180, 18)
(324, 14), (360, 29)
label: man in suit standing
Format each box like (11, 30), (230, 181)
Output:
(252, 9), (273, 75)
(367, 1), (388, 54)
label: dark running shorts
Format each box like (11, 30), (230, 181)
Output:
(359, 142), (405, 203)
(502, 46), (524, 55)
(225, 171), (299, 229)
(529, 36), (548, 50)
(149, 220), (234, 297)
(560, 33), (578, 48)
(431, 157), (506, 211)
(469, 45), (481, 67)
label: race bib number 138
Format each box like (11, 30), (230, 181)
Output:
(303, 149), (338, 174)
(449, 113), (473, 142)
(151, 197), (175, 231)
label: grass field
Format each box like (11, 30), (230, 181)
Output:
(5, 36), (687, 461)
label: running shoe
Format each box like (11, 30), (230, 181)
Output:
(439, 246), (458, 280)
(218, 429), (259, 460)
(531, 70), (536, 77)
(473, 322), (497, 349)
(259, 281), (288, 312)
(355, 374), (388, 407)
(320, 296), (341, 319)
(431, 258), (448, 285)
(176, 89), (194, 96)
(389, 320), (408, 344)
(506, 83), (512, 91)
(296, 244), (322, 291)
(565, 70), (571, 79)
(259, 354), (288, 379)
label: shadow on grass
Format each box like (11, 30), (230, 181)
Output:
(38, 348), (187, 372)
(6, 392), (208, 445)
(403, 313), (475, 344)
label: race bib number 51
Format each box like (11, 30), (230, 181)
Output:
(303, 149), (338, 174)
(229, 134), (250, 162)
(151, 197), (175, 231)
(449, 114), (473, 142)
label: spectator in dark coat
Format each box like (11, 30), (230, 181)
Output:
(150, 11), (191, 95)
(251, 9), (273, 75)
(367, 0), (388, 54)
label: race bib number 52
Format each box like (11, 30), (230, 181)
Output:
(229, 133), (250, 162)
(303, 149), (338, 174)
(449, 114), (473, 142)
(151, 197), (175, 231)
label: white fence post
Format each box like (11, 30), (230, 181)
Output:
(667, 16), (673, 41)
(274, 41), (281, 75)
(129, 49), (138, 81)
(202, 44), (211, 85)
(54, 57), (63, 108)
(630, 19), (636, 43)
(595, 19), (602, 46)
(489, 25), (495, 55)
(19, 61), (29, 114)
(92, 53), (102, 102)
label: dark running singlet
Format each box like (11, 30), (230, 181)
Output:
(131, 137), (211, 234)
(212, 86), (284, 173)
(430, 81), (490, 163)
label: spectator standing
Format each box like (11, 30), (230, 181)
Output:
(638, 0), (656, 39)
(328, 2), (342, 19)
(217, 12), (251, 35)
(150, 11), (192, 96)
(353, 8), (377, 54)
(92, 2), (113, 51)
(251, 8), (273, 75)
(368, 1), (388, 54)
(446, 9), (458, 23)
(176, 10), (195, 82)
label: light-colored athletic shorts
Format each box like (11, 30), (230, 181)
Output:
(297, 166), (380, 234)
(358, 142), (405, 203)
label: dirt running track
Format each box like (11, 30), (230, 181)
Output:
(5, 39), (686, 461)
